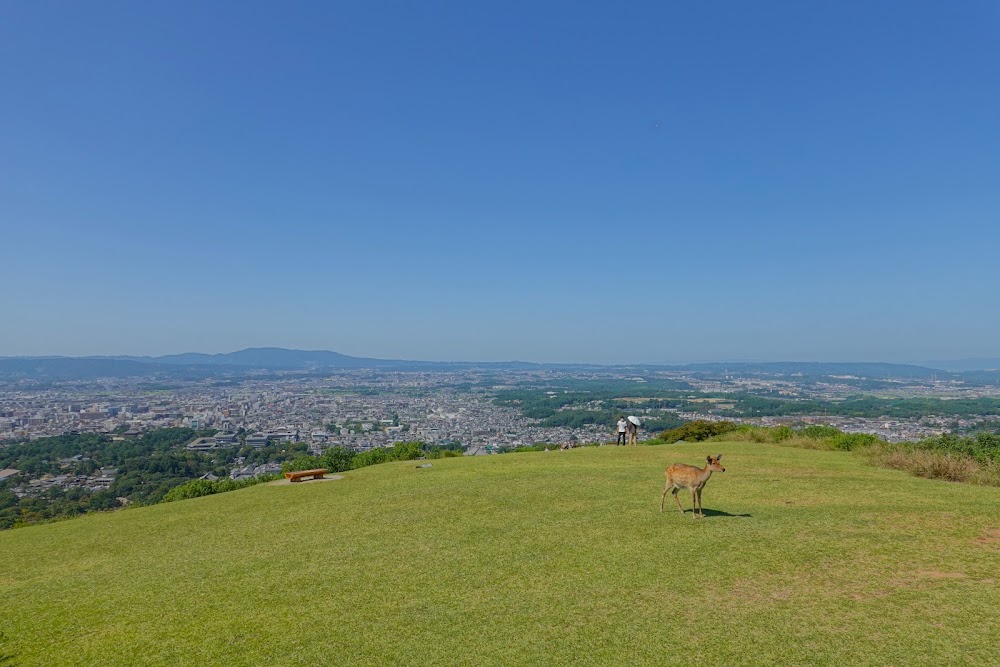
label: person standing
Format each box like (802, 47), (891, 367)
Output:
(616, 416), (628, 446)
(626, 418), (638, 445)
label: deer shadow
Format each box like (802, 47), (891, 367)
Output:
(695, 508), (752, 518)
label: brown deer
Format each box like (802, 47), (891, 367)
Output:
(659, 454), (726, 518)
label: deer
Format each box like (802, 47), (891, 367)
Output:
(659, 454), (726, 519)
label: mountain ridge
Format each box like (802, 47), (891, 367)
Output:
(1, 347), (992, 380)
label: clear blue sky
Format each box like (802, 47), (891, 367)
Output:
(2, 1), (998, 363)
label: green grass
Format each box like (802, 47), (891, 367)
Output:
(2, 443), (999, 666)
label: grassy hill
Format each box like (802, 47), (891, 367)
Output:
(2, 443), (999, 666)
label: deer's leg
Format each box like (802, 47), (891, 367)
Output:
(660, 480), (670, 513)
(690, 489), (698, 518)
(697, 488), (704, 517)
(672, 487), (684, 514)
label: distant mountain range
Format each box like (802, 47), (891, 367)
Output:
(1, 348), (999, 382)
(0, 348), (565, 380)
(117, 347), (386, 369)
(920, 358), (1000, 372)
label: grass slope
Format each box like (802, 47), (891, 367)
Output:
(2, 443), (999, 666)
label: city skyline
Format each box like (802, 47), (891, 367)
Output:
(2, 2), (999, 362)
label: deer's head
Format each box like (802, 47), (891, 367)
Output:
(706, 454), (726, 472)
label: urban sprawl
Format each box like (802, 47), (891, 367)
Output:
(3, 368), (999, 494)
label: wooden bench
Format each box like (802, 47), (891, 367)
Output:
(285, 468), (328, 483)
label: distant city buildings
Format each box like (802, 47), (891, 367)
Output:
(1, 368), (995, 456)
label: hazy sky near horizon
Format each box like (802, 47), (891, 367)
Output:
(2, 1), (999, 363)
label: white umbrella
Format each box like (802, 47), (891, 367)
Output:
(627, 416), (641, 426)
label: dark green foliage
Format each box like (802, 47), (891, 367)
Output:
(388, 441), (423, 461)
(638, 414), (686, 432)
(279, 441), (446, 479)
(961, 419), (1000, 435)
(351, 448), (390, 468)
(654, 420), (737, 444)
(510, 444), (552, 453)
(346, 442), (424, 468)
(161, 474), (278, 503)
(772, 426), (794, 442)
(0, 428), (315, 528)
(801, 425), (842, 439)
(320, 447), (356, 472)
(237, 442), (310, 467)
(0, 483), (122, 530)
(538, 410), (618, 428)
(281, 456), (323, 473)
(0, 428), (219, 476)
(6, 434), (456, 519)
(829, 432), (881, 451)
(492, 380), (692, 424)
(0, 428), (232, 528)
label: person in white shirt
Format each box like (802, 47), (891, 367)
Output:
(616, 417), (628, 446)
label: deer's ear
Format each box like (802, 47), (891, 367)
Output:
(716, 454), (723, 461)
(706, 456), (712, 462)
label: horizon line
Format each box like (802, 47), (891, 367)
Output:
(2, 347), (998, 368)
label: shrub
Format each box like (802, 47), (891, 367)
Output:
(830, 432), (880, 451)
(801, 425), (841, 439)
(653, 420), (736, 444)
(512, 444), (552, 453)
(914, 433), (999, 464)
(772, 426), (794, 442)
(162, 479), (215, 501)
(162, 474), (278, 503)
(352, 448), (390, 468)
(320, 447), (355, 472)
(281, 456), (323, 474)
(389, 441), (423, 462)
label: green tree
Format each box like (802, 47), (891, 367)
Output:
(320, 447), (355, 473)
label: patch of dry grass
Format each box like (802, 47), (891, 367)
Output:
(861, 443), (1000, 486)
(706, 428), (1000, 487)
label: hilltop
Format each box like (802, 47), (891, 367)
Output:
(1, 443), (998, 666)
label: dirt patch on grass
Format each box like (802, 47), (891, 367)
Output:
(268, 475), (344, 486)
(974, 528), (1000, 547)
